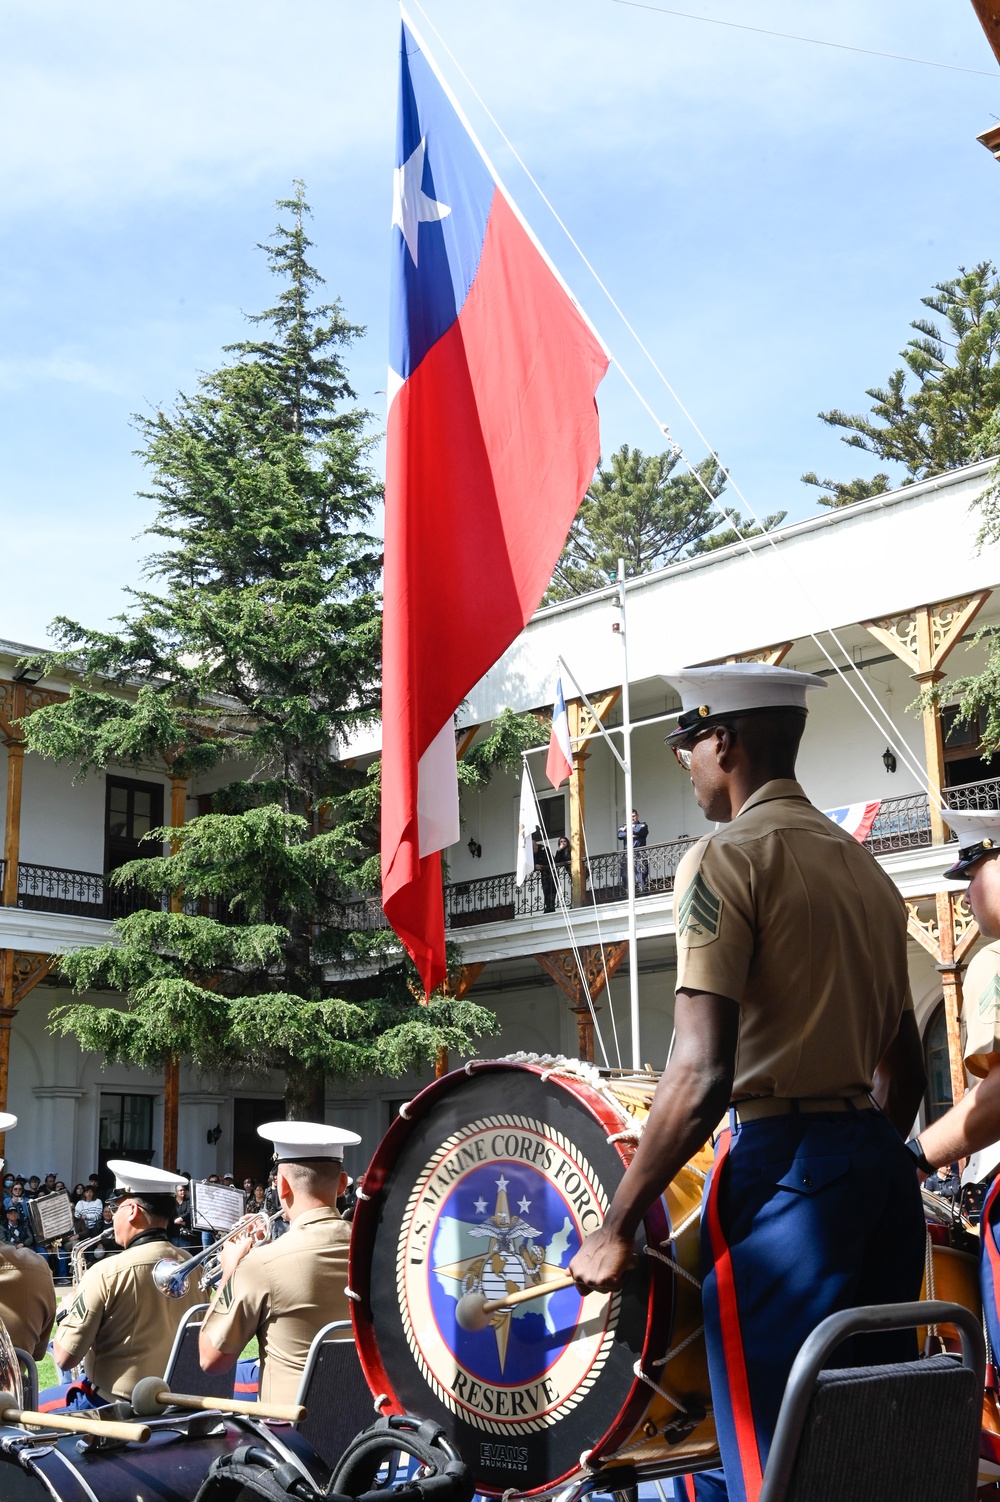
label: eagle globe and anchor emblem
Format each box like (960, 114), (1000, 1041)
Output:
(435, 1172), (569, 1373)
(397, 1117), (619, 1440)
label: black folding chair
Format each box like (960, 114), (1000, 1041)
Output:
(295, 1320), (379, 1473)
(163, 1302), (234, 1400)
(758, 1300), (985, 1502)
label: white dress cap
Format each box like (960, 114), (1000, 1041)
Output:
(107, 1159), (188, 1195)
(942, 808), (1000, 880)
(258, 1120), (361, 1163)
(661, 663), (827, 742)
(0, 1114), (17, 1135)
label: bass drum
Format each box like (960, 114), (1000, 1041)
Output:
(0, 1411), (326, 1502)
(350, 1059), (719, 1498)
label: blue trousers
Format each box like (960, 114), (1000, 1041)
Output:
(690, 1108), (924, 1502)
(981, 1175), (1000, 1364)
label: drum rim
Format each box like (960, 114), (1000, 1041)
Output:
(350, 1060), (677, 1497)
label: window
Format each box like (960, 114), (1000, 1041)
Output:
(99, 1094), (154, 1157)
(941, 705), (998, 790)
(923, 1004), (954, 1124)
(536, 793), (566, 841)
(105, 777), (164, 874)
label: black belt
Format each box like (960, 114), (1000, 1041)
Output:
(733, 1094), (874, 1123)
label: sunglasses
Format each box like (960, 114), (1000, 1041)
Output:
(671, 725), (717, 770)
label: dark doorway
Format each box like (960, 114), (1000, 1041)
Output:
(105, 777), (165, 873)
(98, 1092), (154, 1198)
(233, 1097), (285, 1186)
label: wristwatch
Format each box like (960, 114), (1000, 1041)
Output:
(904, 1136), (934, 1175)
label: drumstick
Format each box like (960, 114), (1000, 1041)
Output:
(455, 1274), (576, 1332)
(129, 1377), (305, 1423)
(0, 1391), (150, 1443)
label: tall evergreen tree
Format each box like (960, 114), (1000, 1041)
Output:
(23, 185), (496, 1117)
(803, 262), (1000, 507)
(545, 444), (727, 601)
(689, 507), (787, 554)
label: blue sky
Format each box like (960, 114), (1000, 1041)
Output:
(2, 0), (998, 646)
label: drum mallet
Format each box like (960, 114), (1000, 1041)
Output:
(0, 1392), (150, 1443)
(130, 1377), (306, 1424)
(455, 1274), (577, 1332)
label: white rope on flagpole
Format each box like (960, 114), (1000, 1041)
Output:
(522, 754), (619, 1069)
(403, 0), (940, 807)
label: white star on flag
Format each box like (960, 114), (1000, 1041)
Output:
(392, 136), (451, 268)
(474, 1196), (487, 1213)
(518, 1195), (531, 1213)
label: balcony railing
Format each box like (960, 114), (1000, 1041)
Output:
(16, 864), (162, 921)
(7, 772), (999, 936)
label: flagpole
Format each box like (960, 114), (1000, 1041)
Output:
(617, 559), (642, 1070)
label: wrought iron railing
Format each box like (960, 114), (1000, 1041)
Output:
(12, 771), (1000, 935)
(16, 864), (162, 921)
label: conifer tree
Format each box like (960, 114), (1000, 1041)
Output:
(803, 262), (1000, 507)
(545, 444), (727, 601)
(22, 185), (497, 1117)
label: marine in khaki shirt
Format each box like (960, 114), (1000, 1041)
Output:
(673, 778), (914, 1100)
(53, 1160), (198, 1401)
(0, 1244), (56, 1362)
(200, 1119), (359, 1406)
(961, 939), (1000, 1079)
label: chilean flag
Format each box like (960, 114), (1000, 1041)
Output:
(825, 801), (881, 843)
(380, 13), (609, 997)
(545, 678), (573, 789)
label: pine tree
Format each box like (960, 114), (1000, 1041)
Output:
(688, 507), (787, 554)
(545, 445), (727, 601)
(803, 262), (1000, 507)
(22, 185), (497, 1117)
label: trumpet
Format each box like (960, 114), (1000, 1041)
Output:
(152, 1209), (282, 1299)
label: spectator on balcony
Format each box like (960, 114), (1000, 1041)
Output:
(24, 1176), (41, 1200)
(6, 1183), (27, 1221)
(531, 829), (558, 914)
(554, 836), (571, 901)
(618, 809), (649, 895)
(39, 1173), (58, 1198)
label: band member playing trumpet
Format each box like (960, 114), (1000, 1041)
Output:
(48, 1161), (199, 1407)
(0, 1112), (55, 1362)
(199, 1121), (358, 1404)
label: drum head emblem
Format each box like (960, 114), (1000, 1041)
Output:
(399, 1115), (618, 1428)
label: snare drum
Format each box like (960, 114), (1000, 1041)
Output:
(350, 1058), (719, 1497)
(0, 1411), (326, 1502)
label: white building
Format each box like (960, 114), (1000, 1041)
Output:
(2, 457), (998, 1186)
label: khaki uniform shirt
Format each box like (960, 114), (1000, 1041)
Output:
(0, 1246), (56, 1361)
(57, 1235), (200, 1398)
(673, 779), (913, 1100)
(962, 940), (1000, 1078)
(202, 1206), (352, 1405)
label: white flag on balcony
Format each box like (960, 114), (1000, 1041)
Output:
(516, 767), (536, 886)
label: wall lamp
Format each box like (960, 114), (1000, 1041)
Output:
(882, 746), (897, 774)
(467, 838), (482, 859)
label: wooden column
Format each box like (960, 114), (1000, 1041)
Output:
(863, 593), (990, 845)
(906, 891), (980, 1107)
(0, 949), (53, 1160)
(162, 1054), (180, 1173)
(2, 742), (23, 908)
(437, 963), (485, 1076)
(0, 677), (67, 907)
(163, 772), (188, 1169)
(567, 700), (589, 907)
(563, 689), (621, 908)
(534, 943), (628, 1063)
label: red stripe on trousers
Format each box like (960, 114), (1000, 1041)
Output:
(705, 1128), (764, 1502)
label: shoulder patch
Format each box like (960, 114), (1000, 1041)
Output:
(678, 868), (723, 946)
(979, 974), (1000, 1017)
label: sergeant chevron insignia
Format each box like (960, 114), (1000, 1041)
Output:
(678, 868), (722, 946)
(979, 973), (1000, 1017)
